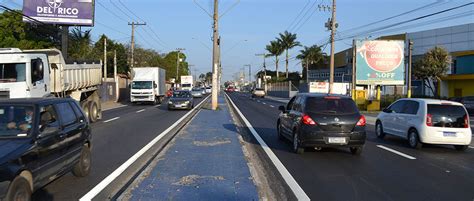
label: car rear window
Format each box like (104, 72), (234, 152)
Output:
(305, 97), (359, 114)
(427, 104), (467, 128)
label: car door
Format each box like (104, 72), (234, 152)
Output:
(288, 96), (303, 132)
(54, 101), (85, 169)
(382, 100), (405, 135)
(281, 96), (297, 135)
(398, 100), (420, 138)
(31, 104), (68, 186)
(390, 100), (407, 136)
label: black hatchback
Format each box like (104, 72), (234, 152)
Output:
(0, 98), (92, 201)
(277, 93), (366, 155)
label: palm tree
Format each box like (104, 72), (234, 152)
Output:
(297, 45), (326, 82)
(265, 40), (284, 79)
(278, 31), (301, 78)
(69, 28), (92, 60)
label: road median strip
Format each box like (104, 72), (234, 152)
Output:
(377, 145), (417, 160)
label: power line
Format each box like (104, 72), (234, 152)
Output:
(293, 1), (322, 32)
(117, 0), (145, 22)
(109, 0), (135, 21)
(289, 0), (319, 32)
(96, 0), (128, 22)
(286, 0), (312, 31)
(95, 20), (130, 36)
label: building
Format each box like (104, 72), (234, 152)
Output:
(308, 23), (474, 98)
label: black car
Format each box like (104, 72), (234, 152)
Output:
(0, 98), (92, 201)
(277, 93), (366, 155)
(168, 90), (194, 110)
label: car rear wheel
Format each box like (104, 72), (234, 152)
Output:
(292, 130), (304, 154)
(350, 147), (363, 155)
(375, 121), (385, 139)
(5, 176), (31, 201)
(408, 129), (422, 149)
(72, 144), (91, 177)
(454, 145), (468, 151)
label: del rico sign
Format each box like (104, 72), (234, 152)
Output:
(23, 0), (95, 26)
(355, 40), (405, 85)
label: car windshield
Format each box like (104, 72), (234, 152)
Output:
(0, 63), (26, 83)
(132, 81), (152, 89)
(0, 105), (34, 137)
(428, 104), (467, 128)
(305, 97), (358, 114)
(182, 84), (192, 88)
(173, 91), (191, 98)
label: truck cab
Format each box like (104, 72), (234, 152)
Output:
(0, 48), (50, 99)
(130, 68), (166, 105)
(130, 80), (158, 104)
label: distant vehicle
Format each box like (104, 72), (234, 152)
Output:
(181, 76), (193, 91)
(200, 87), (206, 95)
(0, 98), (92, 201)
(234, 87), (240, 92)
(130, 68), (166, 105)
(449, 96), (474, 115)
(376, 98), (472, 150)
(226, 87), (235, 92)
(191, 88), (204, 98)
(252, 88), (266, 98)
(168, 90), (194, 110)
(277, 94), (366, 155)
(0, 48), (103, 122)
(205, 87), (212, 94)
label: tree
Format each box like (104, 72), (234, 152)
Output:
(68, 28), (92, 60)
(413, 46), (450, 97)
(296, 45), (327, 81)
(278, 31), (300, 78)
(90, 35), (129, 75)
(0, 10), (60, 49)
(265, 40), (284, 79)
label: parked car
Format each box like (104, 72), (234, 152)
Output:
(449, 96), (474, 115)
(168, 90), (194, 110)
(252, 88), (266, 98)
(191, 88), (204, 98)
(277, 94), (366, 155)
(376, 98), (472, 150)
(0, 98), (92, 201)
(205, 87), (212, 94)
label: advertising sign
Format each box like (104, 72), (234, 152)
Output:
(310, 82), (349, 95)
(356, 40), (405, 85)
(23, 0), (95, 26)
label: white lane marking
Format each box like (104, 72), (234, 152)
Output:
(103, 117), (120, 123)
(270, 105), (275, 108)
(154, 104), (162, 108)
(469, 146), (474, 149)
(102, 105), (128, 111)
(225, 94), (310, 201)
(80, 96), (210, 201)
(136, 109), (145, 113)
(377, 145), (417, 160)
(262, 102), (266, 105)
(257, 100), (261, 103)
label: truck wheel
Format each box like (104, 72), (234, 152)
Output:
(82, 102), (90, 121)
(72, 144), (91, 177)
(89, 102), (99, 123)
(5, 176), (31, 201)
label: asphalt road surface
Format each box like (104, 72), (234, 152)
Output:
(227, 92), (474, 201)
(32, 97), (208, 200)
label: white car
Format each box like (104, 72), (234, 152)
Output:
(205, 87), (212, 94)
(376, 98), (472, 151)
(252, 88), (266, 98)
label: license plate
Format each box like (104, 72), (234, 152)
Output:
(443, 132), (457, 137)
(328, 137), (347, 144)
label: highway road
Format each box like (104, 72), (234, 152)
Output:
(227, 92), (474, 201)
(32, 97), (208, 200)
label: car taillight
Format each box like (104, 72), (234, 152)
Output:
(464, 115), (469, 128)
(426, 114), (433, 126)
(356, 115), (366, 126)
(302, 114), (316, 125)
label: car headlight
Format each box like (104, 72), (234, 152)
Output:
(185, 101), (190, 104)
(168, 101), (173, 104)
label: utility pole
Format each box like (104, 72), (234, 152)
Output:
(61, 26), (68, 60)
(244, 64), (251, 83)
(408, 40), (413, 98)
(114, 50), (118, 102)
(211, 0), (219, 110)
(176, 48), (185, 83)
(352, 39), (356, 100)
(256, 53), (268, 92)
(188, 64), (195, 82)
(326, 0), (337, 94)
(128, 22), (146, 69)
(103, 38), (107, 81)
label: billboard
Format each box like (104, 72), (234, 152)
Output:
(22, 0), (95, 26)
(356, 40), (405, 85)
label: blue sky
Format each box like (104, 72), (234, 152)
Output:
(3, 0), (473, 81)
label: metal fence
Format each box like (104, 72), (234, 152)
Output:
(267, 81), (299, 98)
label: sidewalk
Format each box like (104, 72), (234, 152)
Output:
(126, 95), (259, 200)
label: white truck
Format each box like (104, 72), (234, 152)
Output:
(130, 67), (166, 104)
(0, 48), (103, 122)
(180, 75), (193, 91)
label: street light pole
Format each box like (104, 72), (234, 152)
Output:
(176, 48), (185, 84)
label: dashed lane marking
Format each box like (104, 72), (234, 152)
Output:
(154, 104), (162, 108)
(469, 146), (474, 149)
(270, 105), (275, 108)
(136, 109), (145, 113)
(262, 102), (266, 105)
(377, 145), (416, 160)
(103, 117), (120, 123)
